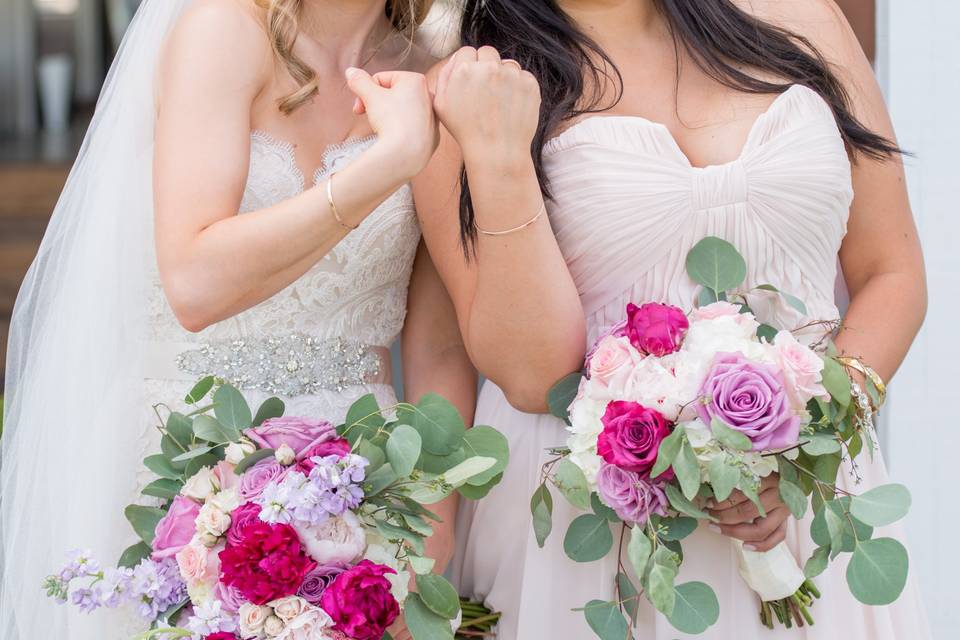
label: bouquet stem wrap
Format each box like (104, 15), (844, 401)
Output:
(733, 540), (806, 601)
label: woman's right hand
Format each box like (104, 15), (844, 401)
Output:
(433, 46), (542, 165)
(346, 68), (439, 180)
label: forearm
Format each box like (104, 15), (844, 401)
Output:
(159, 143), (412, 330)
(463, 152), (586, 411)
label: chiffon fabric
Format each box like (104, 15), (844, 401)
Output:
(450, 85), (931, 639)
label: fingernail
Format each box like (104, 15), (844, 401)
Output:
(345, 67), (359, 78)
(708, 525), (721, 534)
(706, 500), (716, 508)
(744, 544), (758, 552)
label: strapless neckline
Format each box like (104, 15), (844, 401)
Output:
(249, 130), (378, 191)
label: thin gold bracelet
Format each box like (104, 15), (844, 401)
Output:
(477, 202), (546, 237)
(326, 172), (358, 231)
(836, 356), (887, 408)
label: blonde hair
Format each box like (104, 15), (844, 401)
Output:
(257, 0), (433, 114)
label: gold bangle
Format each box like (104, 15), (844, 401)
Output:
(326, 172), (358, 231)
(477, 202), (546, 237)
(836, 356), (887, 408)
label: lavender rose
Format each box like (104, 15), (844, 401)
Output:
(239, 458), (288, 501)
(696, 352), (801, 451)
(297, 564), (346, 606)
(595, 464), (668, 526)
(245, 417), (337, 457)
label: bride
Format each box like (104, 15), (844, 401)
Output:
(415, 0), (931, 638)
(0, 0), (474, 637)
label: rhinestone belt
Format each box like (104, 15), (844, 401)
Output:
(175, 333), (384, 396)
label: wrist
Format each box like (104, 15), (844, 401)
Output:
(462, 142), (535, 176)
(369, 136), (429, 182)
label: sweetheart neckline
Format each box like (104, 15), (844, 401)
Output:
(249, 130), (378, 190)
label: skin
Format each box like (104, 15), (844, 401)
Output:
(419, 0), (926, 553)
(153, 1), (470, 635)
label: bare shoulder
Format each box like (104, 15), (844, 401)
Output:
(734, 0), (864, 65)
(160, 0), (271, 92)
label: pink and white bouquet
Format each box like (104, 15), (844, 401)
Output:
(44, 379), (509, 640)
(534, 238), (911, 635)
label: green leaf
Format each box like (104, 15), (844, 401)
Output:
(415, 574), (461, 620)
(461, 425), (510, 486)
(814, 453), (842, 485)
(648, 559), (678, 616)
(408, 555), (436, 575)
(404, 593), (454, 640)
(821, 356), (852, 408)
(846, 538), (909, 606)
(531, 483), (554, 548)
(664, 483), (711, 520)
(143, 454), (181, 480)
(375, 520), (425, 556)
(755, 284), (808, 316)
(118, 542), (152, 569)
(673, 438), (702, 501)
(170, 445), (216, 464)
(707, 454), (739, 503)
(685, 236), (747, 294)
(343, 394), (386, 445)
(442, 456), (496, 486)
(804, 545), (831, 579)
(193, 414), (241, 445)
(234, 448), (275, 474)
(710, 418), (753, 452)
(386, 424), (422, 478)
(184, 453), (220, 480)
(801, 432), (842, 456)
(757, 324), (778, 343)
(365, 463), (399, 497)
(184, 376), (215, 405)
(591, 492), (620, 522)
(737, 474), (766, 517)
(401, 513), (435, 537)
(160, 435), (189, 471)
(667, 582), (720, 634)
(627, 526), (652, 578)
(356, 438), (387, 472)
(659, 516), (698, 542)
(651, 426), (685, 479)
(617, 572), (640, 624)
(457, 472), (503, 500)
(849, 484), (912, 527)
(142, 478), (183, 500)
(698, 287), (719, 307)
(779, 478), (809, 519)
(125, 505), (167, 546)
(252, 397), (285, 426)
(411, 394), (466, 456)
(583, 600), (629, 640)
(811, 498), (873, 555)
(165, 412), (194, 447)
(213, 384), (252, 431)
(416, 449), (467, 475)
(548, 372), (583, 424)
(563, 514), (614, 563)
(554, 459), (591, 510)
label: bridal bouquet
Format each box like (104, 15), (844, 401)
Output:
(533, 238), (912, 636)
(44, 378), (509, 640)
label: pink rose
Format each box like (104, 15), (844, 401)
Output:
(152, 495), (202, 560)
(245, 418), (337, 456)
(773, 331), (828, 409)
(176, 538), (222, 587)
(586, 336), (637, 387)
(227, 502), (264, 547)
(625, 303), (689, 356)
(691, 301), (742, 322)
(296, 438), (352, 473)
(213, 460), (239, 493)
(597, 401), (674, 479)
(239, 459), (288, 501)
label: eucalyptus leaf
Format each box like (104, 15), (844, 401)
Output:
(143, 454), (181, 480)
(554, 459), (591, 510)
(617, 572), (640, 624)
(411, 394), (466, 456)
(667, 582), (720, 634)
(779, 478), (809, 519)
(234, 448), (276, 474)
(442, 456), (496, 487)
(415, 574), (460, 620)
(165, 412), (194, 447)
(811, 498), (873, 556)
(193, 414), (240, 445)
(757, 324), (778, 343)
(710, 418), (753, 452)
(401, 513), (435, 537)
(343, 394), (385, 445)
(685, 236), (747, 294)
(648, 562), (677, 617)
(386, 424), (422, 477)
(548, 372), (583, 424)
(356, 438), (386, 472)
(404, 593), (454, 640)
(846, 538), (909, 606)
(184, 376), (215, 405)
(118, 542), (152, 569)
(707, 455), (739, 503)
(664, 484), (711, 520)
(659, 516), (698, 542)
(563, 514), (614, 563)
(801, 432), (842, 456)
(698, 287), (719, 307)
(651, 426), (685, 479)
(457, 472), (503, 500)
(213, 384), (252, 431)
(591, 492), (620, 522)
(170, 445), (216, 464)
(461, 426), (510, 486)
(821, 356), (852, 408)
(531, 483), (554, 548)
(160, 435), (189, 471)
(142, 478), (183, 500)
(365, 464), (399, 497)
(184, 453), (219, 480)
(627, 526), (652, 578)
(583, 600), (629, 640)
(125, 505), (166, 546)
(804, 545), (830, 579)
(408, 555), (436, 575)
(737, 474), (766, 517)
(375, 520), (425, 556)
(252, 397), (285, 426)
(849, 484), (912, 527)
(674, 438), (702, 501)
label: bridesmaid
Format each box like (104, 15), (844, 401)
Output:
(414, 0), (930, 638)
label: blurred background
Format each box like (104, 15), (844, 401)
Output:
(0, 0), (956, 636)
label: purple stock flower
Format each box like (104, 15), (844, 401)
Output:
(298, 564), (347, 605)
(129, 557), (187, 620)
(595, 464), (668, 526)
(256, 454), (367, 527)
(71, 587), (99, 613)
(696, 352), (801, 451)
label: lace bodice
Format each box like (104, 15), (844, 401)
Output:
(148, 133), (421, 348)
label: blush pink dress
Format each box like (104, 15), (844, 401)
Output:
(450, 85), (931, 639)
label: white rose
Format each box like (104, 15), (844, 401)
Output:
(198, 531), (219, 548)
(186, 580), (213, 606)
(239, 602), (271, 638)
(293, 511), (366, 565)
(196, 502), (231, 538)
(225, 438), (257, 464)
(264, 614), (285, 637)
(684, 314), (762, 361)
(269, 596), (310, 623)
(275, 444), (296, 466)
(273, 605), (334, 640)
(181, 466), (219, 502)
(209, 487), (242, 514)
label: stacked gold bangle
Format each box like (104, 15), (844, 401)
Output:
(836, 356), (887, 409)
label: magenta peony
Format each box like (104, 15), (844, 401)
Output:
(151, 495), (201, 560)
(219, 522), (316, 605)
(597, 401), (674, 479)
(596, 464), (669, 525)
(696, 352), (801, 451)
(204, 634), (237, 640)
(245, 417), (338, 456)
(320, 560), (399, 640)
(624, 302), (689, 356)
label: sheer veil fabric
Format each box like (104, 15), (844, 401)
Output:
(0, 1), (193, 635)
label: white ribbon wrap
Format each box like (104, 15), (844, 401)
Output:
(733, 540), (807, 601)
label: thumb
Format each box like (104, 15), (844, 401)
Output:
(345, 67), (382, 104)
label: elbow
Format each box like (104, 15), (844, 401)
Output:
(496, 363), (583, 415)
(161, 271), (217, 333)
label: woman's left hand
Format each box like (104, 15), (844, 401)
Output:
(387, 617), (413, 640)
(706, 474), (791, 552)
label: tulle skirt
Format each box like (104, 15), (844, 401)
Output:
(450, 382), (931, 639)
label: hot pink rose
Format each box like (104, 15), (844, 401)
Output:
(245, 417), (337, 456)
(296, 438), (352, 473)
(226, 502), (263, 547)
(597, 401), (674, 479)
(152, 495), (202, 560)
(320, 560), (399, 640)
(625, 303), (689, 356)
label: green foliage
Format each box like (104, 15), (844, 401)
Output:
(657, 516), (698, 542)
(647, 547), (679, 616)
(548, 372), (584, 424)
(673, 438), (702, 500)
(664, 484), (711, 520)
(686, 237), (747, 294)
(651, 425), (685, 479)
(415, 574), (461, 620)
(846, 538), (909, 605)
(706, 454), (738, 503)
(591, 492), (620, 523)
(583, 600), (629, 640)
(386, 424), (422, 478)
(408, 394), (466, 456)
(667, 582), (720, 634)
(404, 593), (454, 640)
(626, 526), (652, 578)
(849, 484), (912, 527)
(118, 542), (152, 569)
(563, 514), (614, 563)
(212, 384), (252, 432)
(461, 425), (510, 486)
(531, 483), (554, 548)
(710, 418), (753, 452)
(778, 478), (808, 519)
(184, 376), (215, 405)
(125, 505), (166, 546)
(804, 545), (830, 579)
(234, 448), (276, 474)
(553, 459), (591, 510)
(252, 397), (285, 426)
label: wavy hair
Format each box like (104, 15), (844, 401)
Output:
(257, 0), (433, 114)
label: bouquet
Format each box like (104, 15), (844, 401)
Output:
(533, 237), (912, 636)
(44, 377), (509, 640)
